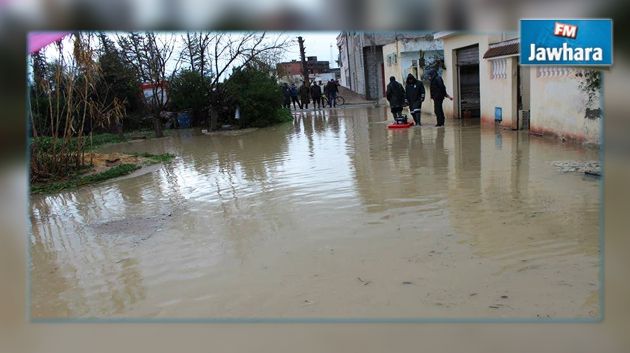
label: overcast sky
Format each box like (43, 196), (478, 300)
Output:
(35, 31), (343, 77)
(283, 32), (340, 68)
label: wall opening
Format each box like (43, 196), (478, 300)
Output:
(517, 65), (531, 130)
(456, 44), (480, 119)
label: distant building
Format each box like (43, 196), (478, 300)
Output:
(276, 56), (332, 84)
(337, 32), (398, 100)
(329, 67), (341, 80)
(140, 82), (168, 105)
(276, 60), (302, 77)
(382, 34), (443, 82)
(381, 34), (444, 113)
(337, 32), (441, 101)
(312, 72), (336, 84)
(305, 56), (330, 74)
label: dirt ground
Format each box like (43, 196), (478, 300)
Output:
(84, 152), (160, 175)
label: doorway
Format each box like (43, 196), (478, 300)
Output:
(517, 65), (531, 130)
(456, 45), (480, 119)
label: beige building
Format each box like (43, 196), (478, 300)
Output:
(381, 34), (443, 116)
(434, 32), (601, 145)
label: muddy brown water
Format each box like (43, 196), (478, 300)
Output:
(29, 107), (600, 319)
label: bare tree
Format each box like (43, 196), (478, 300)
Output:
(178, 32), (292, 129)
(181, 32), (215, 79)
(117, 32), (291, 132)
(208, 32), (293, 86)
(117, 32), (182, 137)
(181, 31), (292, 84)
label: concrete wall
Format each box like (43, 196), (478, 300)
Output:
(350, 34), (366, 96)
(483, 56), (518, 128)
(337, 32), (364, 92)
(382, 42), (401, 86)
(529, 67), (601, 144)
(363, 46), (384, 99)
(337, 33), (351, 88)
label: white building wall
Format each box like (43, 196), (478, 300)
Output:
(337, 33), (351, 88)
(312, 72), (336, 83)
(483, 56), (518, 128)
(143, 87), (168, 105)
(440, 32), (601, 145)
(382, 42), (400, 84)
(529, 67), (601, 144)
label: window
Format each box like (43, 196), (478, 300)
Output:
(490, 58), (507, 79)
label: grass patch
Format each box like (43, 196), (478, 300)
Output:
(31, 163), (141, 194)
(130, 152), (176, 163)
(31, 129), (170, 154)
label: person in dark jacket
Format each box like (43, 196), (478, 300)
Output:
(325, 79), (338, 107)
(405, 73), (425, 126)
(386, 76), (406, 121)
(282, 83), (291, 109)
(310, 81), (322, 109)
(299, 82), (311, 109)
(429, 70), (453, 127)
(290, 83), (301, 110)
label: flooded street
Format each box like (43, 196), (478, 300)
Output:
(30, 106), (600, 319)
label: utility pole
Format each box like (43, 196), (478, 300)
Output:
(297, 36), (309, 86)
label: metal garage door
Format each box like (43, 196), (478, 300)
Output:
(456, 45), (480, 118)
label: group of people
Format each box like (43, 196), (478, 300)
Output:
(282, 80), (339, 110)
(386, 70), (452, 127)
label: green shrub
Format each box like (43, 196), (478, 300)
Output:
(30, 130), (166, 158)
(225, 66), (291, 128)
(170, 70), (212, 125)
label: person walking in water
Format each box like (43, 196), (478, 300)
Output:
(405, 73), (425, 126)
(310, 81), (322, 109)
(290, 83), (301, 110)
(282, 83), (291, 109)
(299, 81), (311, 109)
(386, 76), (406, 122)
(325, 79), (338, 107)
(429, 70), (453, 127)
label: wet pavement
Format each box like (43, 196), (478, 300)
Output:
(29, 106), (600, 319)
